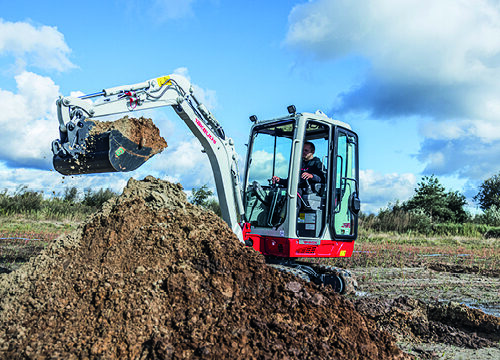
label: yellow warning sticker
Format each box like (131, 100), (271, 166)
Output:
(157, 76), (171, 87)
(339, 250), (346, 257)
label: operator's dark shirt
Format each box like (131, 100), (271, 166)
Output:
(279, 156), (325, 187)
(301, 156), (325, 184)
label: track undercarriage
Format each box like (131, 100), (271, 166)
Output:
(266, 257), (357, 295)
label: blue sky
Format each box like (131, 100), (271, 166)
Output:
(1, 0), (499, 213)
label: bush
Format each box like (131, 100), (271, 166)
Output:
(82, 188), (117, 208)
(474, 205), (500, 227)
(188, 185), (222, 217)
(14, 186), (44, 212)
(63, 187), (79, 203)
(41, 198), (95, 220)
(431, 223), (488, 237)
(0, 186), (43, 214)
(362, 203), (433, 234)
(484, 227), (500, 239)
(0, 185), (118, 220)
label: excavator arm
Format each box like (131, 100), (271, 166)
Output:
(52, 74), (245, 241)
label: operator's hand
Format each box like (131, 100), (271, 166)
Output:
(272, 176), (281, 184)
(301, 172), (313, 180)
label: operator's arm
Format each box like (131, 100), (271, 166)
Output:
(302, 157), (325, 183)
(301, 172), (321, 182)
(272, 176), (288, 187)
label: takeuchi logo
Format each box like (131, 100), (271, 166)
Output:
(195, 118), (217, 145)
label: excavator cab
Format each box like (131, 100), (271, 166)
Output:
(243, 110), (360, 259)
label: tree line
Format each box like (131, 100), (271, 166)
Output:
(1, 171), (499, 236)
(0, 185), (118, 219)
(361, 173), (500, 236)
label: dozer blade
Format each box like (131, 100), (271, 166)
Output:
(52, 117), (167, 175)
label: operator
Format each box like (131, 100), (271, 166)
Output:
(272, 141), (325, 187)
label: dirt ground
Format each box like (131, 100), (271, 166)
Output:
(352, 264), (499, 359)
(0, 177), (407, 359)
(0, 177), (498, 359)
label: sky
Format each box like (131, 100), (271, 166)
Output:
(0, 0), (499, 214)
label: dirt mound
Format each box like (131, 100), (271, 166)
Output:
(0, 177), (409, 359)
(355, 296), (500, 349)
(90, 116), (168, 153)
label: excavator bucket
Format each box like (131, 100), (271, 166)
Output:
(52, 117), (167, 176)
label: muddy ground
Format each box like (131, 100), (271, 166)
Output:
(348, 243), (499, 358)
(0, 177), (498, 359)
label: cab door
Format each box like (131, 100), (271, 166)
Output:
(330, 127), (360, 239)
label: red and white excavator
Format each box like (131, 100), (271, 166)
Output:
(51, 73), (361, 293)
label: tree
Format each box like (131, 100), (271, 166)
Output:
(63, 187), (79, 203)
(82, 188), (117, 208)
(445, 190), (468, 223)
(189, 185), (213, 207)
(189, 185), (221, 217)
(474, 173), (500, 211)
(403, 175), (466, 223)
(404, 175), (449, 221)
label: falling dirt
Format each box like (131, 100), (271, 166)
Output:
(90, 116), (168, 154)
(0, 176), (409, 359)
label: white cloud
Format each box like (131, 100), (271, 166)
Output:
(173, 67), (218, 109)
(418, 120), (468, 140)
(0, 71), (60, 168)
(0, 19), (75, 72)
(287, 0), (500, 83)
(154, 138), (214, 186)
(286, 0), (500, 181)
(360, 169), (416, 213)
(246, 149), (289, 185)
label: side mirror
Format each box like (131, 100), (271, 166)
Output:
(348, 193), (361, 214)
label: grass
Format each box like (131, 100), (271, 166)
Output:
(0, 215), (78, 233)
(0, 214), (81, 272)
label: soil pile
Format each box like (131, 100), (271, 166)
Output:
(90, 116), (168, 154)
(0, 176), (409, 359)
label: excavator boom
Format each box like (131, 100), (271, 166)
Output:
(52, 74), (245, 241)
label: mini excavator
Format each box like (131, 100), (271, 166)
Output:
(51, 74), (361, 294)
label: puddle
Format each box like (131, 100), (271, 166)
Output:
(464, 302), (500, 318)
